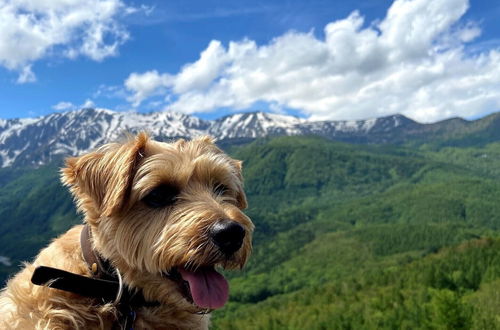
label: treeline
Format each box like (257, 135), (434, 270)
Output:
(211, 137), (500, 329)
(214, 237), (500, 329)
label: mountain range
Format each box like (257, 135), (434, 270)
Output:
(2, 107), (500, 167)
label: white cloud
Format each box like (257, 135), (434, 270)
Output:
(93, 84), (128, 99)
(124, 70), (173, 106)
(16, 66), (36, 84)
(81, 99), (95, 108)
(0, 0), (136, 83)
(174, 40), (229, 93)
(124, 0), (500, 123)
(52, 99), (95, 111)
(52, 101), (75, 111)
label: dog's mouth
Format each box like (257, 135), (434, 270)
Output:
(163, 266), (229, 310)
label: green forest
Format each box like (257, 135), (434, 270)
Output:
(1, 135), (500, 329)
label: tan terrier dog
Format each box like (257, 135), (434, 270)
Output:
(0, 133), (254, 329)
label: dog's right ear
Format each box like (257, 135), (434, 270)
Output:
(61, 132), (149, 218)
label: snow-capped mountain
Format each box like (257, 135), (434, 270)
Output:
(0, 109), (211, 167)
(208, 112), (307, 139)
(0, 107), (425, 168)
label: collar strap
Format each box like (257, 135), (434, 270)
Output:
(31, 266), (139, 330)
(31, 265), (121, 303)
(31, 225), (160, 329)
(30, 225), (123, 304)
(78, 224), (159, 307)
(80, 224), (118, 281)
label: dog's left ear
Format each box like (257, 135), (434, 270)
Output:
(234, 160), (248, 209)
(62, 133), (149, 217)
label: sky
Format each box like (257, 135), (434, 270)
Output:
(0, 0), (499, 123)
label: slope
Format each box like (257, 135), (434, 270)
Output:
(209, 137), (500, 328)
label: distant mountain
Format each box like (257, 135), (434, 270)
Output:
(2, 108), (500, 167)
(208, 112), (306, 139)
(0, 109), (209, 167)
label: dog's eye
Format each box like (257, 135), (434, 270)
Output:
(213, 183), (229, 196)
(143, 184), (179, 208)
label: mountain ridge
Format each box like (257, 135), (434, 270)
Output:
(1, 108), (499, 168)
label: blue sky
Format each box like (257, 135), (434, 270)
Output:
(0, 0), (499, 122)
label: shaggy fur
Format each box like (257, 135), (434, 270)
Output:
(0, 133), (254, 329)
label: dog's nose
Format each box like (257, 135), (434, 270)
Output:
(210, 220), (245, 255)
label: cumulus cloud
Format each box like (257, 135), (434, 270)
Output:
(124, 0), (500, 123)
(124, 70), (173, 106)
(0, 0), (138, 83)
(174, 40), (229, 93)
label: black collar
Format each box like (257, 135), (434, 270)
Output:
(31, 224), (160, 329)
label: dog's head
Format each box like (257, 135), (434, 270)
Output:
(61, 133), (253, 311)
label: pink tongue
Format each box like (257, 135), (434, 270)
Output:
(178, 267), (229, 309)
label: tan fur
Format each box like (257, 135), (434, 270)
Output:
(0, 134), (254, 329)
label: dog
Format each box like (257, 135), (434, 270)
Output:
(0, 133), (254, 329)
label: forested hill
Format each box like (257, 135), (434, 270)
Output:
(217, 136), (500, 328)
(1, 135), (500, 328)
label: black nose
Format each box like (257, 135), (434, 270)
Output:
(210, 220), (245, 255)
